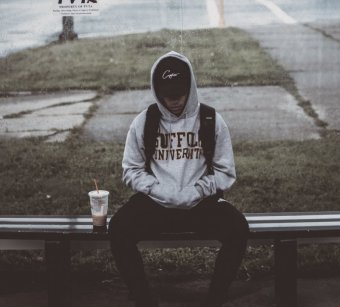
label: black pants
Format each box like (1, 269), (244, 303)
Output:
(109, 193), (249, 306)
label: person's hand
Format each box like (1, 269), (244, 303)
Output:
(149, 183), (177, 206)
(175, 186), (201, 208)
(150, 184), (200, 208)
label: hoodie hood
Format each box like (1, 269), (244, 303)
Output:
(151, 51), (199, 121)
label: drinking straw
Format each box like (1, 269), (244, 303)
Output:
(93, 179), (99, 194)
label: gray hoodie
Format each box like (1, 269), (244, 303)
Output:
(122, 51), (236, 209)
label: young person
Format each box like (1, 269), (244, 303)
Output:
(109, 51), (249, 307)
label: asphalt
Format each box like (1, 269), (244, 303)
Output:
(1, 20), (340, 307)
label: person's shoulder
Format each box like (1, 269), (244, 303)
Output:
(131, 109), (147, 128)
(215, 111), (225, 122)
(215, 111), (230, 131)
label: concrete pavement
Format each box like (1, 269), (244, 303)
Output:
(0, 83), (325, 143)
(241, 21), (340, 131)
(1, 22), (339, 143)
(0, 91), (97, 142)
(82, 86), (320, 143)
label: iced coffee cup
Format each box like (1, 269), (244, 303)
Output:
(88, 190), (109, 227)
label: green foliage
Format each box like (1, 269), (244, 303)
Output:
(0, 28), (290, 92)
(0, 136), (339, 278)
(298, 244), (340, 277)
(229, 137), (340, 213)
(141, 247), (218, 279)
(0, 138), (131, 215)
(2, 136), (338, 215)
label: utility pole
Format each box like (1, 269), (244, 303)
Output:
(59, 16), (78, 41)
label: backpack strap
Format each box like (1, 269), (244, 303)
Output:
(199, 104), (224, 198)
(199, 103), (216, 175)
(144, 103), (161, 173)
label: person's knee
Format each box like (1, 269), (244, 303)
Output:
(239, 224), (249, 250)
(108, 213), (133, 247)
(108, 214), (119, 237)
(219, 206), (249, 245)
(108, 195), (140, 242)
(238, 212), (249, 237)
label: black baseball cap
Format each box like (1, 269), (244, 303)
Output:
(153, 57), (191, 98)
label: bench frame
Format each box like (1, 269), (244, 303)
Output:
(2, 212), (340, 307)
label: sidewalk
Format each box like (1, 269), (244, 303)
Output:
(242, 21), (340, 131)
(81, 86), (320, 143)
(0, 85), (321, 143)
(0, 90), (97, 142)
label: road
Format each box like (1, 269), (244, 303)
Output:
(1, 0), (340, 57)
(222, 0), (340, 27)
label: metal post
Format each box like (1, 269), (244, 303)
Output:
(274, 239), (297, 307)
(59, 16), (78, 41)
(45, 240), (71, 307)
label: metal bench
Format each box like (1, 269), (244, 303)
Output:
(1, 212), (340, 307)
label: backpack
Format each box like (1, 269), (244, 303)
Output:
(144, 103), (216, 175)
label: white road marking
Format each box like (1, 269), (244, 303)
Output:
(206, 0), (225, 27)
(207, 0), (219, 27)
(255, 0), (297, 24)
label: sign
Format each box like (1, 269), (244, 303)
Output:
(52, 0), (100, 16)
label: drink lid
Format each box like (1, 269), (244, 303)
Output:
(88, 190), (109, 198)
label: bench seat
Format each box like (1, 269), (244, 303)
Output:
(2, 211), (340, 239)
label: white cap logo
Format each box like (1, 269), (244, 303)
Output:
(162, 70), (180, 80)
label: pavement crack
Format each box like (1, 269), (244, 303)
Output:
(3, 110), (33, 119)
(66, 94), (103, 142)
(3, 99), (97, 119)
(304, 23), (340, 44)
(282, 82), (328, 132)
(297, 99), (328, 128)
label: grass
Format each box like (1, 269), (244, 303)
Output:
(0, 27), (323, 128)
(0, 138), (130, 215)
(0, 28), (290, 93)
(230, 138), (340, 212)
(0, 136), (339, 279)
(1, 137), (339, 216)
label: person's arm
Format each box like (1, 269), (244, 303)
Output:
(195, 113), (236, 197)
(122, 115), (158, 194)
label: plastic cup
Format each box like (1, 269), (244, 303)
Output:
(88, 190), (109, 227)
